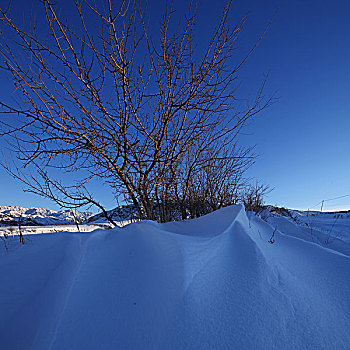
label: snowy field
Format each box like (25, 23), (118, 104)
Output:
(0, 221), (130, 238)
(293, 210), (350, 243)
(0, 224), (102, 236)
(0, 205), (349, 349)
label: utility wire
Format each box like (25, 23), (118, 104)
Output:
(308, 193), (350, 211)
(323, 194), (350, 202)
(308, 201), (323, 210)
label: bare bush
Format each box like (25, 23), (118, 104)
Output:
(0, 0), (274, 223)
(241, 182), (270, 214)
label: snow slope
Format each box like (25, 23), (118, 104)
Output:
(263, 208), (350, 256)
(0, 205), (349, 349)
(293, 210), (350, 243)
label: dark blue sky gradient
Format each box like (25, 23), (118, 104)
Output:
(0, 0), (349, 211)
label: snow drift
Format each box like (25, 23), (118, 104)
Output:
(1, 205), (349, 349)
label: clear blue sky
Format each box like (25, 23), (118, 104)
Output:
(0, 0), (349, 212)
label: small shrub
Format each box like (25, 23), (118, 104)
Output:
(241, 183), (270, 214)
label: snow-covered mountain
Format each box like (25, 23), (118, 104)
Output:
(87, 204), (138, 224)
(0, 205), (93, 226)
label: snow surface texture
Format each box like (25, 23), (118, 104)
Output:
(0, 205), (349, 349)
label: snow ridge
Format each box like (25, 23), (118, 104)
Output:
(1, 205), (349, 349)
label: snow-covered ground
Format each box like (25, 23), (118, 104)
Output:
(293, 210), (350, 243)
(0, 223), (104, 237)
(263, 208), (350, 256)
(0, 221), (132, 240)
(0, 205), (349, 349)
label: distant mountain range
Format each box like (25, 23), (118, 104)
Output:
(87, 205), (139, 224)
(0, 206), (93, 227)
(0, 204), (138, 227)
(2, 204), (349, 228)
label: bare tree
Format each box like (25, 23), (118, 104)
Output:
(18, 214), (24, 244)
(0, 0), (274, 223)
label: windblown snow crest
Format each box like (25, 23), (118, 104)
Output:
(0, 205), (349, 349)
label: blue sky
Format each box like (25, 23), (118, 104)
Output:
(0, 0), (349, 212)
